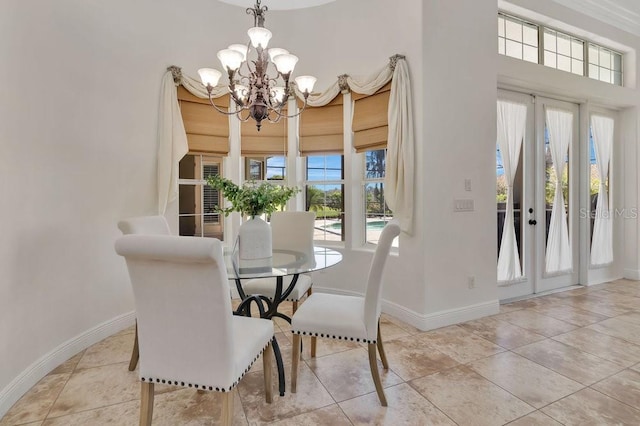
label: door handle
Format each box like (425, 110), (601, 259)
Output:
(528, 219), (537, 225)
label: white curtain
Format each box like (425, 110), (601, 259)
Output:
(496, 101), (527, 281)
(157, 71), (188, 214)
(590, 115), (614, 266)
(545, 108), (573, 274)
(156, 69), (227, 214)
(385, 59), (414, 235)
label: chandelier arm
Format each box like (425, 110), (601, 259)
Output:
(265, 95), (309, 120)
(206, 95), (239, 116)
(237, 108), (253, 122)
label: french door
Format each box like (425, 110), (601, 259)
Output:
(497, 90), (580, 300)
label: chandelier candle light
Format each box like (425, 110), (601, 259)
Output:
(198, 0), (317, 131)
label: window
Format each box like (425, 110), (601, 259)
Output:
(589, 44), (623, 85)
(178, 154), (223, 239)
(543, 28), (584, 75)
(364, 149), (393, 245)
(266, 156), (286, 180)
(305, 155), (344, 242)
(498, 12), (623, 86)
(498, 14), (539, 63)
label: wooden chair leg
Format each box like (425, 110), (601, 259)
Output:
(310, 336), (317, 358)
(377, 320), (389, 370)
(368, 343), (387, 406)
(307, 287), (313, 297)
(291, 334), (301, 393)
(263, 342), (273, 403)
(221, 391), (234, 426)
(292, 300), (298, 314)
(129, 322), (139, 371)
(140, 382), (154, 426)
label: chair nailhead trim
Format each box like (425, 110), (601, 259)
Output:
(138, 340), (271, 393)
(290, 330), (376, 344)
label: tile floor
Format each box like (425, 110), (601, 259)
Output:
(2, 279), (640, 425)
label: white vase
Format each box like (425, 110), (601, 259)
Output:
(238, 216), (272, 260)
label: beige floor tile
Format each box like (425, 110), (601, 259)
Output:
(633, 363), (640, 373)
(587, 317), (640, 345)
(340, 382), (455, 426)
(150, 388), (247, 426)
(459, 317), (546, 349)
(591, 369), (640, 409)
(377, 334), (459, 381)
(75, 333), (137, 370)
(377, 316), (412, 341)
(563, 294), (633, 317)
(300, 336), (362, 360)
(469, 352), (584, 408)
(410, 366), (533, 426)
(507, 410), (563, 425)
(615, 311), (640, 326)
(237, 363), (334, 424)
(413, 325), (505, 363)
(306, 347), (403, 402)
(266, 405), (352, 426)
(0, 373), (70, 425)
(530, 304), (609, 326)
(112, 324), (136, 338)
(48, 351), (85, 376)
(542, 388), (640, 425)
(552, 327), (640, 368)
(1, 422), (42, 426)
(48, 362), (139, 417)
(494, 310), (577, 337)
(42, 400), (139, 425)
(513, 339), (624, 385)
(381, 313), (421, 334)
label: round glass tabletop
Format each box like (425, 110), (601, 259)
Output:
(225, 246), (342, 280)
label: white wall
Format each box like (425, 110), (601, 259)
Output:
(0, 0), (426, 414)
(421, 0), (500, 316)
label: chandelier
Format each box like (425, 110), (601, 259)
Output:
(197, 0), (317, 131)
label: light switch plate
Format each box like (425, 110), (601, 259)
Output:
(454, 199), (474, 212)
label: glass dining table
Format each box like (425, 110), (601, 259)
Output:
(224, 246), (343, 396)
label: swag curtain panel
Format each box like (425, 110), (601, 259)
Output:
(545, 108), (573, 274)
(590, 115), (614, 266)
(157, 67), (228, 214)
(496, 100), (527, 282)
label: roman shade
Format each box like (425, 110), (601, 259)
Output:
(240, 115), (288, 156)
(178, 86), (230, 155)
(352, 82), (391, 153)
(298, 95), (344, 155)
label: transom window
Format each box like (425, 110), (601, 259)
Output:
(589, 43), (623, 85)
(498, 12), (623, 86)
(543, 28), (584, 75)
(498, 14), (538, 63)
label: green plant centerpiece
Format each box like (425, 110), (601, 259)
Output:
(205, 175), (300, 218)
(205, 175), (300, 260)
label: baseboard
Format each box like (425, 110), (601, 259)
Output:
(623, 268), (640, 281)
(313, 286), (499, 332)
(0, 311), (136, 419)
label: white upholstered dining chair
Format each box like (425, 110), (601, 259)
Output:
(117, 215), (171, 371)
(290, 219), (400, 406)
(242, 211), (316, 313)
(115, 234), (274, 426)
